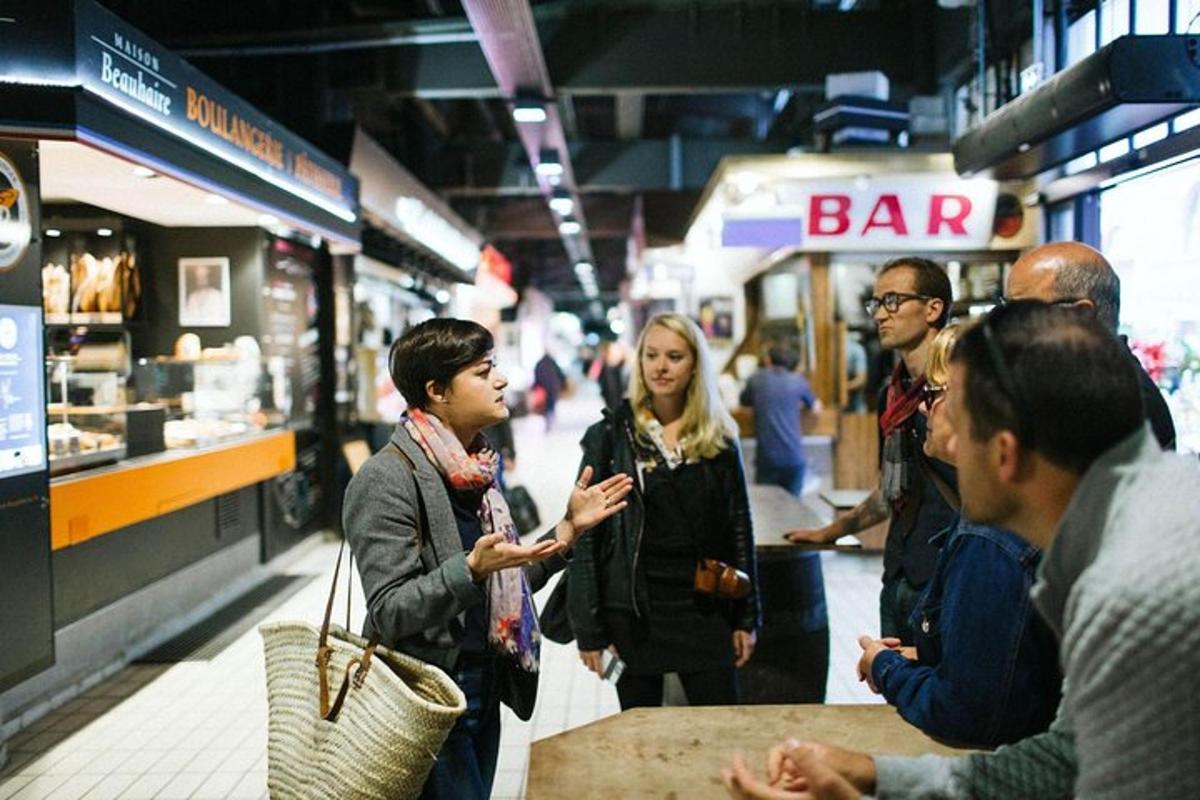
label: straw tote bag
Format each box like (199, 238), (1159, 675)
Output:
(260, 473), (467, 799)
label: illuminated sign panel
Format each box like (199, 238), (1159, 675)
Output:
(71, 0), (357, 222)
(722, 174), (999, 252)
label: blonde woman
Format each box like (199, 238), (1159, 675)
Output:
(567, 312), (761, 709)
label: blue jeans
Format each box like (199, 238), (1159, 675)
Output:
(756, 462), (806, 497)
(419, 655), (501, 800)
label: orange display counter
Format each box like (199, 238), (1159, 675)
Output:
(49, 430), (296, 551)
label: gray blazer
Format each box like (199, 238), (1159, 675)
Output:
(342, 427), (567, 677)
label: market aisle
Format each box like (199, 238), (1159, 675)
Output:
(0, 392), (879, 800)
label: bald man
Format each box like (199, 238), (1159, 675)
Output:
(1005, 241), (1176, 450)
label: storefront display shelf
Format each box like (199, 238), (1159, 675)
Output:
(49, 445), (126, 476)
(48, 428), (295, 550)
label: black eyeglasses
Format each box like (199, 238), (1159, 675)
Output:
(864, 291), (932, 316)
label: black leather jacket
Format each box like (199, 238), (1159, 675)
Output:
(566, 402), (760, 651)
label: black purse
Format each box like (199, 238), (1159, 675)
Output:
(538, 574), (574, 644)
(503, 484), (541, 536)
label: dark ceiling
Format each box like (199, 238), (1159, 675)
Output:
(94, 0), (1041, 316)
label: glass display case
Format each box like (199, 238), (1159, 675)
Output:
(46, 355), (128, 475)
(131, 346), (283, 450)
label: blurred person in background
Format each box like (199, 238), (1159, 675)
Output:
(593, 340), (629, 410)
(844, 329), (869, 413)
(532, 351), (567, 432)
(855, 323), (1061, 749)
(788, 258), (957, 646)
(568, 312), (761, 709)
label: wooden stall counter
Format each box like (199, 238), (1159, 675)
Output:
(48, 429), (295, 550)
(749, 484), (862, 552)
(528, 704), (968, 799)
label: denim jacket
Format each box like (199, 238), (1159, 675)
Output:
(871, 518), (1062, 748)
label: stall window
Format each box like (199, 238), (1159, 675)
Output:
(1132, 123), (1170, 149)
(1135, 0), (1171, 32)
(1047, 202), (1075, 242)
(1067, 10), (1097, 65)
(1099, 139), (1131, 163)
(1065, 151), (1099, 175)
(1175, 0), (1200, 31)
(1175, 107), (1200, 133)
(1100, 0), (1132, 43)
(1100, 157), (1200, 452)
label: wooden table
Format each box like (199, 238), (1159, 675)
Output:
(528, 704), (968, 799)
(819, 488), (887, 551)
(749, 485), (862, 552)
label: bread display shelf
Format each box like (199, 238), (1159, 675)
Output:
(45, 313), (125, 326)
(49, 446), (126, 476)
(48, 403), (161, 414)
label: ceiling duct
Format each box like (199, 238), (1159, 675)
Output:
(953, 35), (1200, 179)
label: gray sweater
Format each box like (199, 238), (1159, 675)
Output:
(874, 426), (1200, 799)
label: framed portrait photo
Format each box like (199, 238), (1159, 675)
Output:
(178, 257), (231, 327)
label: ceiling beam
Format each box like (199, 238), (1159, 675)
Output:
(437, 137), (784, 195)
(382, 6), (932, 98)
(171, 17), (477, 57)
(460, 0), (596, 295)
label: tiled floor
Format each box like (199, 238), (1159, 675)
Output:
(0, 391), (882, 799)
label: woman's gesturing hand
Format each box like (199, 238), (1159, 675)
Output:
(465, 532), (566, 581)
(556, 466), (635, 549)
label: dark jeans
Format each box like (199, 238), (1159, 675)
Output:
(419, 655), (501, 800)
(756, 462), (807, 497)
(879, 573), (924, 645)
(616, 667), (738, 710)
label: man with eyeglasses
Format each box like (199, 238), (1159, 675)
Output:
(722, 302), (1200, 800)
(1004, 240), (1175, 450)
(788, 257), (957, 647)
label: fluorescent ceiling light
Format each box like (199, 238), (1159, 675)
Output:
(96, 228), (113, 237)
(132, 165), (157, 178)
(435, 289), (452, 304)
(44, 229), (61, 238)
(536, 148), (563, 178)
(512, 99), (547, 124)
(549, 191), (574, 215)
(574, 261), (594, 276)
(559, 219), (581, 235)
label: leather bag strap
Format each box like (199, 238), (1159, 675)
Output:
(316, 441), (428, 722)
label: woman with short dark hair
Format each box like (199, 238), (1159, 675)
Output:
(343, 318), (633, 799)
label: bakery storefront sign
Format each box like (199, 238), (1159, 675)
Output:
(0, 152), (32, 272)
(75, 0), (356, 222)
(721, 174), (999, 252)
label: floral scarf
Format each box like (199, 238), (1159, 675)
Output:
(635, 403), (694, 470)
(402, 408), (540, 672)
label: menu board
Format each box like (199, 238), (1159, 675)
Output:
(0, 304), (46, 478)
